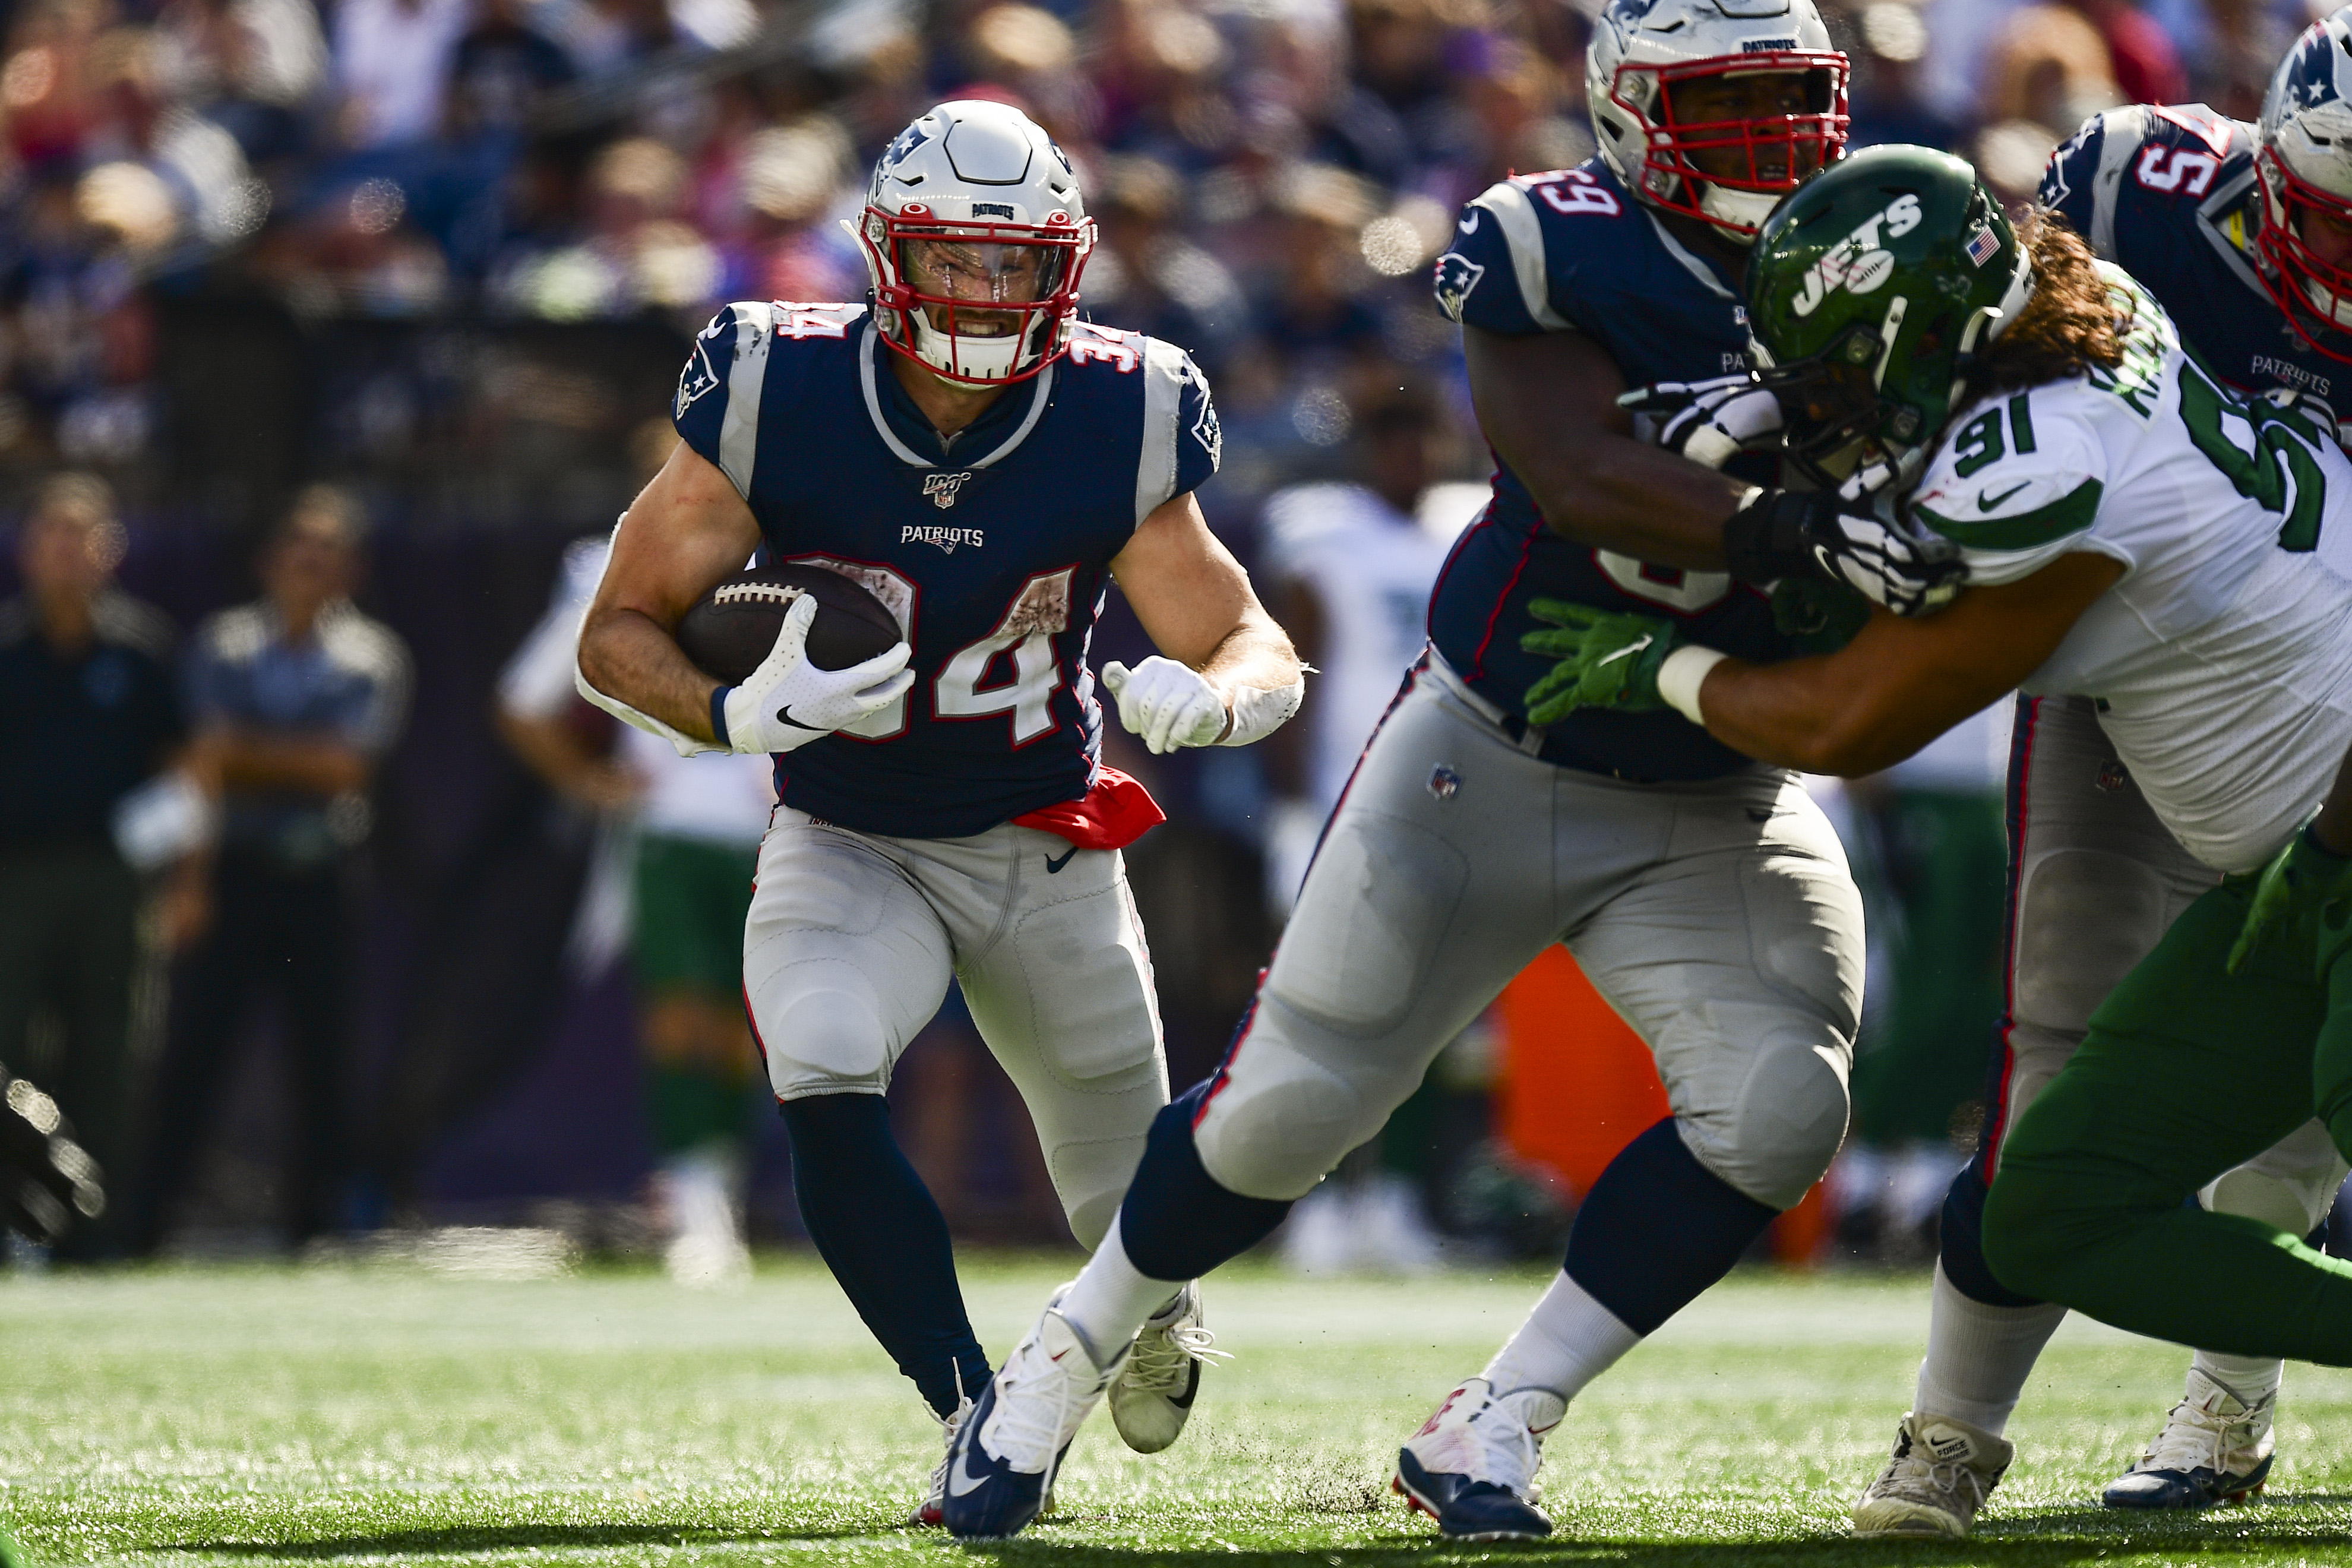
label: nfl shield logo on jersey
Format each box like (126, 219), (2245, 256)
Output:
(1433, 252), (1485, 323)
(924, 471), (973, 509)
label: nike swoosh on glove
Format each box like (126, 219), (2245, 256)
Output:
(1518, 599), (1678, 725)
(1101, 657), (1226, 754)
(720, 593), (913, 755)
(1724, 485), (1965, 617)
(1618, 373), (1786, 470)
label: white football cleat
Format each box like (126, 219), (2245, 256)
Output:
(1391, 1377), (1559, 1540)
(1109, 1281), (1228, 1453)
(658, 1151), (751, 1289)
(1851, 1412), (2012, 1538)
(941, 1297), (1126, 1539)
(911, 1389), (976, 1526)
(2103, 1367), (2275, 1509)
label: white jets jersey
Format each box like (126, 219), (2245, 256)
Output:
(1263, 482), (1478, 811)
(1910, 264), (2352, 872)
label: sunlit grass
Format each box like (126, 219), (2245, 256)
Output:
(7, 1255), (2352, 1566)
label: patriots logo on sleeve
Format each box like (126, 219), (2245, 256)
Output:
(1191, 390), (1222, 466)
(675, 336), (722, 415)
(1433, 251), (1486, 322)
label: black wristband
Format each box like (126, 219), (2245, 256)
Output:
(709, 685), (734, 750)
(1720, 488), (1825, 588)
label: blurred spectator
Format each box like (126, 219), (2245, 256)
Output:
(1847, 2), (1964, 151)
(2069, 0), (2187, 108)
(153, 0), (328, 170)
(490, 134), (718, 319)
(1258, 383), (1479, 912)
(1832, 699), (2014, 1262)
(0, 473), (198, 1258)
(332, 0), (470, 151)
(726, 114), (860, 304)
(132, 487), (411, 1253)
(1083, 153), (1252, 373)
(495, 519), (773, 1285)
(1254, 383), (1482, 1276)
(1974, 2), (2122, 203)
(446, 0), (578, 144)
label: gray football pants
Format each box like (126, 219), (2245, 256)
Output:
(1989, 696), (2347, 1232)
(744, 807), (1169, 1248)
(1196, 654), (1864, 1212)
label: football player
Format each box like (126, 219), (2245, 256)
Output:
(1536, 143), (2352, 1476)
(1850, 12), (2352, 1532)
(939, 0), (1966, 1541)
(572, 100), (1303, 1523)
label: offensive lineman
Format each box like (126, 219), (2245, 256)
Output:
(941, 0), (1964, 1541)
(1536, 139), (2352, 1490)
(1850, 14), (2352, 1532)
(573, 100), (1303, 1521)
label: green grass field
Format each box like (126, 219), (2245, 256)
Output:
(8, 1255), (2352, 1567)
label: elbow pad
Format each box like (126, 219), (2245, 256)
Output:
(1216, 676), (1304, 747)
(573, 658), (723, 757)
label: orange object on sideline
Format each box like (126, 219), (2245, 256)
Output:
(1495, 946), (1667, 1197)
(1496, 945), (1831, 1266)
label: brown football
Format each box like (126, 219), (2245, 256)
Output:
(675, 564), (903, 682)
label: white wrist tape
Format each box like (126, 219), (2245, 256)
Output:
(574, 658), (723, 757)
(1216, 676), (1305, 747)
(1656, 645), (1728, 727)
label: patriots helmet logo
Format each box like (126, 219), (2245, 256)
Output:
(1433, 252), (1486, 323)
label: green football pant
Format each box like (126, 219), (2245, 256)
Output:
(1983, 877), (2352, 1363)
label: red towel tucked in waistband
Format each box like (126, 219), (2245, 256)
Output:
(1010, 766), (1166, 851)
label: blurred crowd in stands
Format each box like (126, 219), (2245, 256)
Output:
(1, 0), (2322, 1272)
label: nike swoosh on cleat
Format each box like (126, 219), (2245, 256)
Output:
(773, 705), (827, 731)
(946, 1444), (994, 1498)
(1044, 846), (1079, 874)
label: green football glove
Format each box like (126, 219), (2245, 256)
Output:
(2226, 823), (2352, 975)
(1771, 577), (1873, 656)
(1520, 599), (1678, 725)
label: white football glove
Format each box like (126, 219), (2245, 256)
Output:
(1724, 486), (1965, 618)
(719, 594), (913, 755)
(1620, 374), (1785, 470)
(1101, 657), (1227, 754)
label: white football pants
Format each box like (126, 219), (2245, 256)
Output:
(744, 806), (1169, 1248)
(1196, 652), (1864, 1213)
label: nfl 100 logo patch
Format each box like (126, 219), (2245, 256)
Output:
(923, 471), (973, 508)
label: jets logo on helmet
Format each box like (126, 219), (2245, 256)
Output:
(1744, 146), (2032, 485)
(1586, 0), (1851, 242)
(2255, 7), (2352, 362)
(852, 100), (1096, 386)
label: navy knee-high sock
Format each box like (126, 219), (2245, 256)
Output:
(1120, 1085), (1294, 1281)
(779, 1093), (989, 1416)
(1564, 1119), (1778, 1335)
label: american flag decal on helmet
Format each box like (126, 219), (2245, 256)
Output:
(1965, 226), (2000, 267)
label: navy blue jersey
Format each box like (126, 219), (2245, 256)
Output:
(2041, 103), (2352, 418)
(673, 301), (1219, 838)
(1429, 159), (1794, 782)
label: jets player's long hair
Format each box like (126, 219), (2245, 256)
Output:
(1960, 211), (2125, 403)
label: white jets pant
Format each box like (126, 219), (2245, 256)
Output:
(1990, 695), (2347, 1228)
(745, 807), (1169, 1248)
(1197, 653), (1864, 1212)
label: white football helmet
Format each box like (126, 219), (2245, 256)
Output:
(2257, 8), (2352, 358)
(855, 100), (1095, 385)
(1586, 0), (1849, 241)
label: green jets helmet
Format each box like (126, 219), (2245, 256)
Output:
(1745, 144), (2034, 483)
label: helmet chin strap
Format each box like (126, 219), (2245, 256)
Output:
(1697, 182), (1780, 239)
